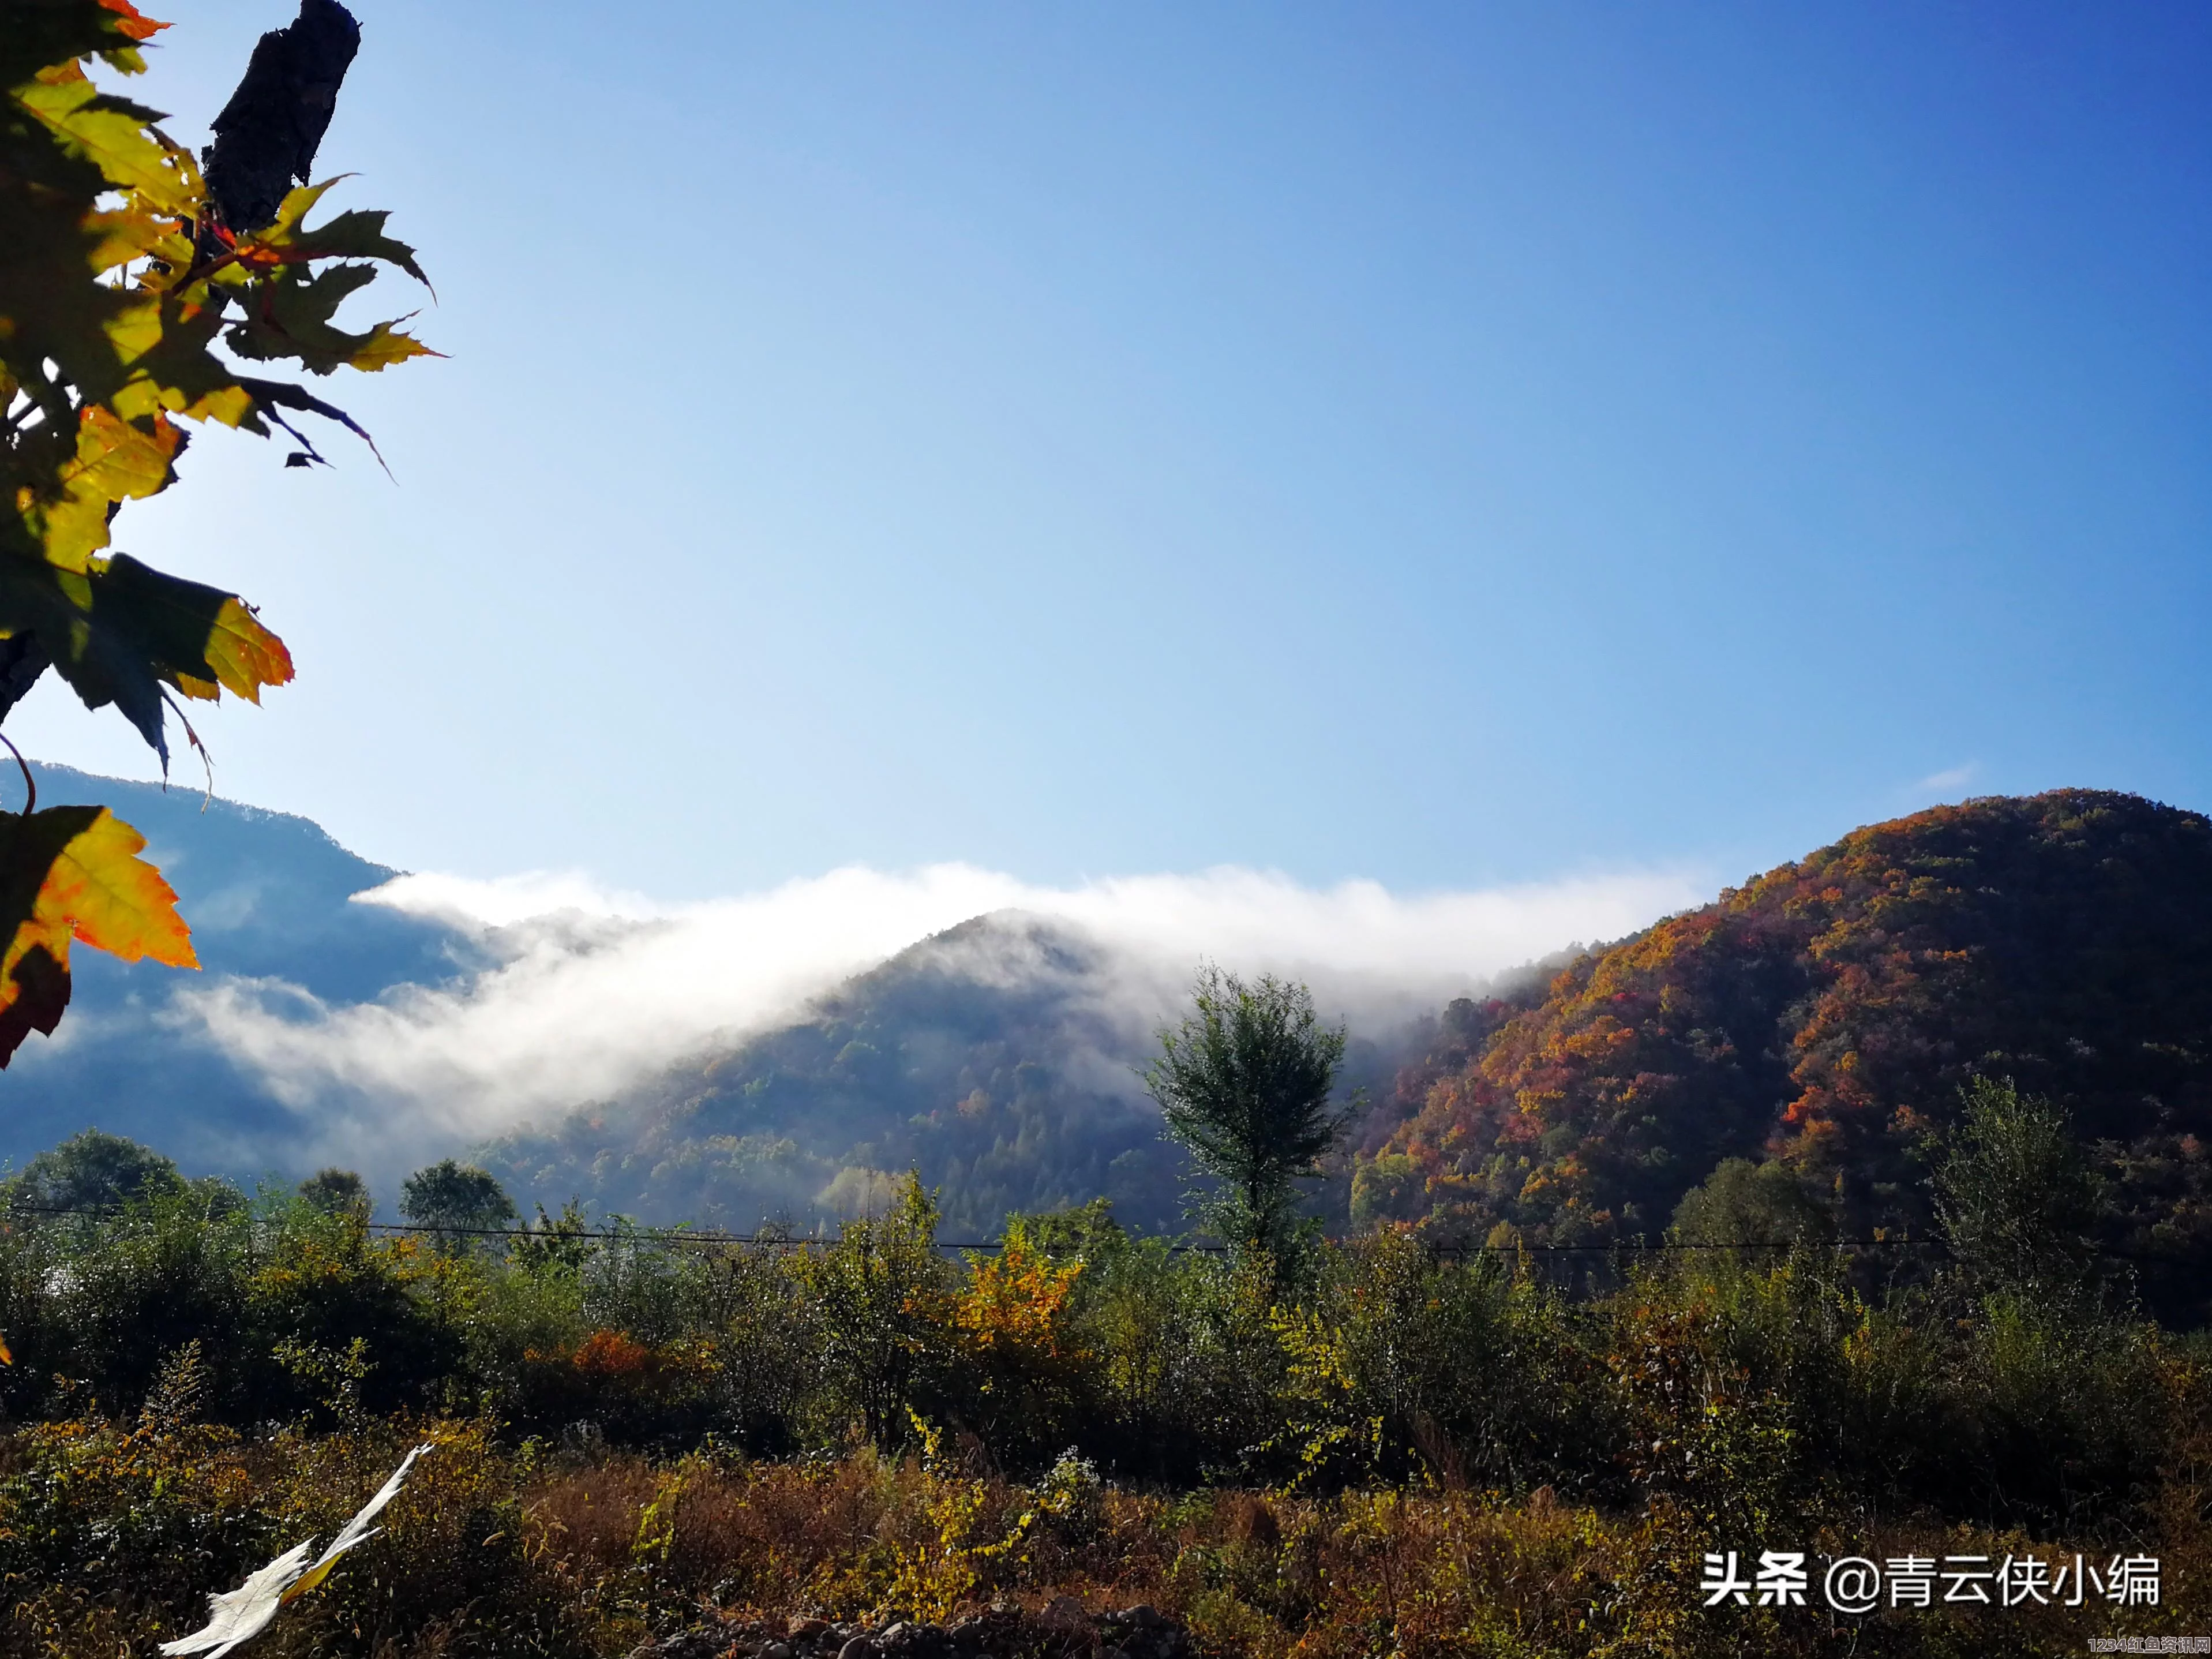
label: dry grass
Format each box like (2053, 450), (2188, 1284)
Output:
(0, 1207), (2206, 1657)
(3, 1415), (2187, 1658)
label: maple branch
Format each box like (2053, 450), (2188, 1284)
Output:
(0, 0), (427, 1063)
(171, 238), (245, 294)
(203, 0), (361, 236)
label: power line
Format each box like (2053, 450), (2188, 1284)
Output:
(1, 1201), (1960, 1254)
(18, 1203), (2179, 1261)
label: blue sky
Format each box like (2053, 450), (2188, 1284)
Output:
(20, 0), (2209, 901)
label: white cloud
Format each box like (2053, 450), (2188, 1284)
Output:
(174, 860), (1709, 1167)
(367, 868), (663, 927)
(1913, 762), (1979, 794)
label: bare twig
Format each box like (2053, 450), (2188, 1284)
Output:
(0, 732), (33, 814)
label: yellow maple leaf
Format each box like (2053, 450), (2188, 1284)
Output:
(198, 596), (294, 702)
(0, 805), (195, 1065)
(28, 406), (182, 572)
(13, 69), (198, 217)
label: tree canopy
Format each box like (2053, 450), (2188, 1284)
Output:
(1144, 965), (1352, 1260)
(3, 1125), (182, 1214)
(298, 1165), (370, 1219)
(399, 1159), (515, 1245)
(1932, 1075), (2098, 1298)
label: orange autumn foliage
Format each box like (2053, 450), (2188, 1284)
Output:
(953, 1226), (1083, 1364)
(571, 1328), (654, 1379)
(1363, 791), (2212, 1293)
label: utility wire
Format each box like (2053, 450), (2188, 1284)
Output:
(0, 1201), (1962, 1254)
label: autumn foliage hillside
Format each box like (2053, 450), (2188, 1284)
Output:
(1359, 790), (2212, 1304)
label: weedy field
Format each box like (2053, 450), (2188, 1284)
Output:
(0, 1172), (2208, 1656)
(3, 1402), (2203, 1658)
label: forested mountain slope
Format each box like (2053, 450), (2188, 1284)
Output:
(1357, 789), (2212, 1298)
(482, 909), (1426, 1238)
(480, 915), (1197, 1235)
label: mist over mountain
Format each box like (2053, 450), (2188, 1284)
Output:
(21, 769), (2204, 1282)
(1, 766), (1622, 1208)
(478, 911), (1426, 1237)
(0, 766), (478, 1174)
(481, 913), (1187, 1235)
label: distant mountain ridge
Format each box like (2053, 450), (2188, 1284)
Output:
(0, 763), (477, 1173)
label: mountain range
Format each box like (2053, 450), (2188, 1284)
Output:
(4, 770), (2210, 1296)
(0, 765), (476, 1174)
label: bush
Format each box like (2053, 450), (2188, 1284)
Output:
(0, 1137), (2202, 1580)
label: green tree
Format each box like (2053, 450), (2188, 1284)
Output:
(507, 1197), (594, 1275)
(298, 1166), (370, 1219)
(1012, 1196), (1125, 1261)
(795, 1172), (950, 1448)
(1932, 1075), (2097, 1295)
(399, 1159), (515, 1249)
(6, 1127), (183, 1214)
(1144, 965), (1353, 1262)
(1670, 1158), (1834, 1259)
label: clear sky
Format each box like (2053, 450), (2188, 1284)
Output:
(20, 0), (2209, 901)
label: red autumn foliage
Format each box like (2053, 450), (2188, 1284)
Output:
(570, 1328), (653, 1379)
(1366, 791), (2212, 1301)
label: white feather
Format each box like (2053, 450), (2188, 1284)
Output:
(157, 1538), (315, 1656)
(160, 1441), (437, 1654)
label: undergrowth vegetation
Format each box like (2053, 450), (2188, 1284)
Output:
(0, 1167), (2207, 1654)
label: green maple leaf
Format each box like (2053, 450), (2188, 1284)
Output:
(250, 179), (432, 289)
(227, 262), (436, 376)
(18, 406), (183, 574)
(13, 72), (195, 215)
(0, 550), (292, 759)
